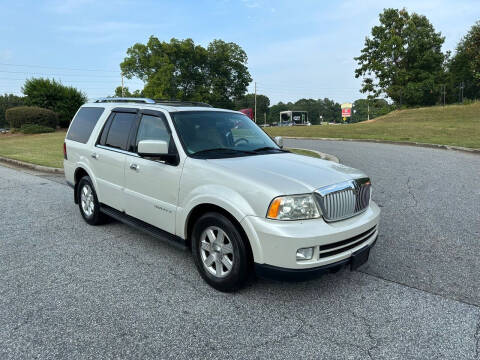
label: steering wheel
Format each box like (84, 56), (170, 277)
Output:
(234, 138), (249, 146)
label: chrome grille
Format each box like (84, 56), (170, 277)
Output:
(315, 178), (371, 222)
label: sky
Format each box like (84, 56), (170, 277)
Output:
(0, 0), (479, 104)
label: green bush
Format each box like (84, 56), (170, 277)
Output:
(19, 124), (55, 134)
(22, 78), (87, 128)
(0, 94), (25, 127)
(6, 106), (58, 129)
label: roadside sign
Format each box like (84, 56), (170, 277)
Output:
(341, 108), (351, 117)
(341, 103), (352, 118)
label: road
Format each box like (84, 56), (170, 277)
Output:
(1, 141), (479, 359)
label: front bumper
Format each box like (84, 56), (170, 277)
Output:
(240, 201), (380, 270)
(255, 235), (377, 281)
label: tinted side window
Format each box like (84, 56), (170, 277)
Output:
(67, 107), (105, 143)
(135, 115), (171, 150)
(105, 112), (136, 150)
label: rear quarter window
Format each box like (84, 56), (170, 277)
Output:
(67, 107), (105, 143)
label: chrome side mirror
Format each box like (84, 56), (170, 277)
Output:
(274, 136), (284, 148)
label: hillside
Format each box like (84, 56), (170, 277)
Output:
(266, 102), (480, 149)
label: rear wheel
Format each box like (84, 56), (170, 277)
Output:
(77, 176), (106, 225)
(191, 212), (250, 292)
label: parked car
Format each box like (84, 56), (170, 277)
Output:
(64, 98), (380, 291)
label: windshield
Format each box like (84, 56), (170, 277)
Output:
(170, 111), (280, 157)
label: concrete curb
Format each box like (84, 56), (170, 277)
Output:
(283, 137), (480, 154)
(0, 156), (64, 174)
(288, 148), (340, 163)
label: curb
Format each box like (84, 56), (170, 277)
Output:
(0, 156), (64, 174)
(288, 148), (340, 163)
(283, 137), (480, 154)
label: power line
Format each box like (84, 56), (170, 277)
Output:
(0, 62), (119, 73)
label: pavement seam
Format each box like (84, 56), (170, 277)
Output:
(357, 268), (480, 309)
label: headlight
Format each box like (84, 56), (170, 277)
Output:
(267, 194), (320, 220)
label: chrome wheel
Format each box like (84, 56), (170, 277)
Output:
(80, 184), (94, 217)
(200, 226), (234, 278)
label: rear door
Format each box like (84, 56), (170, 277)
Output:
(123, 110), (181, 234)
(91, 108), (138, 211)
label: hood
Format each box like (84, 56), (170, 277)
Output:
(209, 152), (367, 195)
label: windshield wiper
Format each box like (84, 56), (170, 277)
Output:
(252, 146), (289, 153)
(191, 148), (256, 157)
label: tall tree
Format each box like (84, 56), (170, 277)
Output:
(355, 8), (445, 106)
(448, 21), (480, 101)
(120, 37), (251, 108)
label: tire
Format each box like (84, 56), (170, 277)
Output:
(77, 176), (106, 225)
(191, 212), (250, 292)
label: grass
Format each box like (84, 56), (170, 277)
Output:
(0, 130), (322, 168)
(266, 102), (480, 149)
(0, 130), (66, 168)
(287, 148), (322, 158)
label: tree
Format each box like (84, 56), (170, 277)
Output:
(447, 21), (480, 101)
(234, 93), (270, 120)
(355, 8), (445, 106)
(351, 98), (392, 123)
(120, 37), (252, 108)
(267, 98), (342, 124)
(22, 78), (87, 127)
(114, 86), (144, 97)
(0, 94), (25, 127)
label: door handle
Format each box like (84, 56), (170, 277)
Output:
(130, 163), (139, 171)
(91, 152), (99, 159)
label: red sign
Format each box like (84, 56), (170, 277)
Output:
(341, 108), (351, 117)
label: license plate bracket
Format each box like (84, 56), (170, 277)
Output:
(350, 246), (370, 270)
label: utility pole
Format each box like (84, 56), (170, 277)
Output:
(121, 73), (125, 97)
(443, 84), (446, 106)
(254, 82), (257, 123)
(264, 112), (266, 125)
(367, 101), (370, 121)
(461, 81), (464, 103)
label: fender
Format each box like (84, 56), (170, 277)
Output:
(73, 161), (98, 202)
(177, 184), (264, 263)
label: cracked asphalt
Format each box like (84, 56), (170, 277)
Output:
(1, 140), (480, 359)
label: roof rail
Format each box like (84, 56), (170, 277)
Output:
(94, 97), (156, 104)
(154, 99), (212, 108)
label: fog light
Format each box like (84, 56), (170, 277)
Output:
(296, 247), (314, 261)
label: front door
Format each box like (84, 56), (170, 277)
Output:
(124, 112), (182, 234)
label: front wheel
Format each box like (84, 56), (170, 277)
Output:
(191, 212), (250, 292)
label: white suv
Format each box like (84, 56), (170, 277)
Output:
(64, 98), (380, 291)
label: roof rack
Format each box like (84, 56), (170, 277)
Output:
(154, 99), (212, 108)
(93, 97), (212, 107)
(94, 97), (156, 104)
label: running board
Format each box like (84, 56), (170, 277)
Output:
(100, 204), (187, 251)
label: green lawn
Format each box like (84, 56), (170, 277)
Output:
(287, 148), (322, 158)
(0, 130), (66, 168)
(266, 102), (480, 149)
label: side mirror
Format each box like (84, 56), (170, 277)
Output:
(138, 140), (168, 156)
(137, 139), (179, 165)
(274, 136), (284, 148)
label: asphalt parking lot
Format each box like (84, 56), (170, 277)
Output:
(1, 140), (479, 359)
